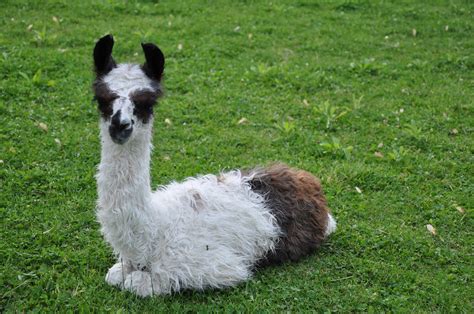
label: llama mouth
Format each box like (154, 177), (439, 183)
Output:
(109, 127), (133, 144)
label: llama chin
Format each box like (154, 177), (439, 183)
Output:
(93, 34), (336, 297)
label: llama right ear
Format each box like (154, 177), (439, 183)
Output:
(141, 43), (165, 81)
(93, 34), (116, 77)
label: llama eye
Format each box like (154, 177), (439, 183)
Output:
(97, 98), (112, 109)
(133, 102), (154, 123)
(129, 90), (158, 123)
(96, 97), (111, 106)
(96, 97), (114, 118)
(92, 80), (118, 119)
(133, 100), (154, 108)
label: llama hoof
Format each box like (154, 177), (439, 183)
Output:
(105, 262), (131, 287)
(124, 271), (154, 297)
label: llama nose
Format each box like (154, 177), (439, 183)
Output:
(109, 111), (133, 144)
(111, 111), (131, 130)
(115, 120), (131, 131)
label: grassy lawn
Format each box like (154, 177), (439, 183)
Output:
(1, 0), (473, 311)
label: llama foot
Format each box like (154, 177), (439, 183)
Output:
(105, 262), (132, 287)
(124, 271), (154, 297)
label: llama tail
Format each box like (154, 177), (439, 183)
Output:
(324, 213), (337, 237)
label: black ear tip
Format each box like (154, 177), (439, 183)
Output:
(141, 43), (159, 52)
(94, 34), (116, 76)
(94, 34), (114, 56)
(141, 42), (165, 81)
(97, 34), (114, 46)
(142, 43), (165, 61)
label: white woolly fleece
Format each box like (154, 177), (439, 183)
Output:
(96, 124), (280, 296)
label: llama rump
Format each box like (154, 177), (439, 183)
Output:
(92, 34), (336, 297)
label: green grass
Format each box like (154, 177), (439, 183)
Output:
(1, 0), (473, 311)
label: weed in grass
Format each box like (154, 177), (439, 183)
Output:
(319, 137), (353, 159)
(402, 122), (423, 140)
(387, 146), (410, 162)
(274, 117), (296, 134)
(32, 26), (57, 46)
(313, 100), (350, 130)
(18, 69), (56, 88)
(351, 95), (364, 111)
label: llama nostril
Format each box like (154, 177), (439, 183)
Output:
(109, 123), (133, 144)
(111, 112), (132, 130)
(118, 121), (131, 131)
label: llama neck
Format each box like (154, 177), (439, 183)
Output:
(96, 125), (157, 262)
(97, 127), (152, 214)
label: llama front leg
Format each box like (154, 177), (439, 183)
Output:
(123, 270), (174, 297)
(105, 260), (133, 287)
(123, 271), (155, 297)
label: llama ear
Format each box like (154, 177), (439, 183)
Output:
(93, 34), (116, 77)
(141, 43), (165, 81)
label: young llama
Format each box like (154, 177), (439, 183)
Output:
(93, 34), (336, 297)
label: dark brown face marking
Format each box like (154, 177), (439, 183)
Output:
(93, 80), (118, 119)
(130, 88), (161, 123)
(246, 163), (330, 267)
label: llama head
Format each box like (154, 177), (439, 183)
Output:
(92, 34), (164, 145)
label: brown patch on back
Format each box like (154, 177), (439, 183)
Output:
(247, 163), (330, 267)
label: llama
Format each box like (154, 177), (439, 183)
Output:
(93, 34), (336, 297)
